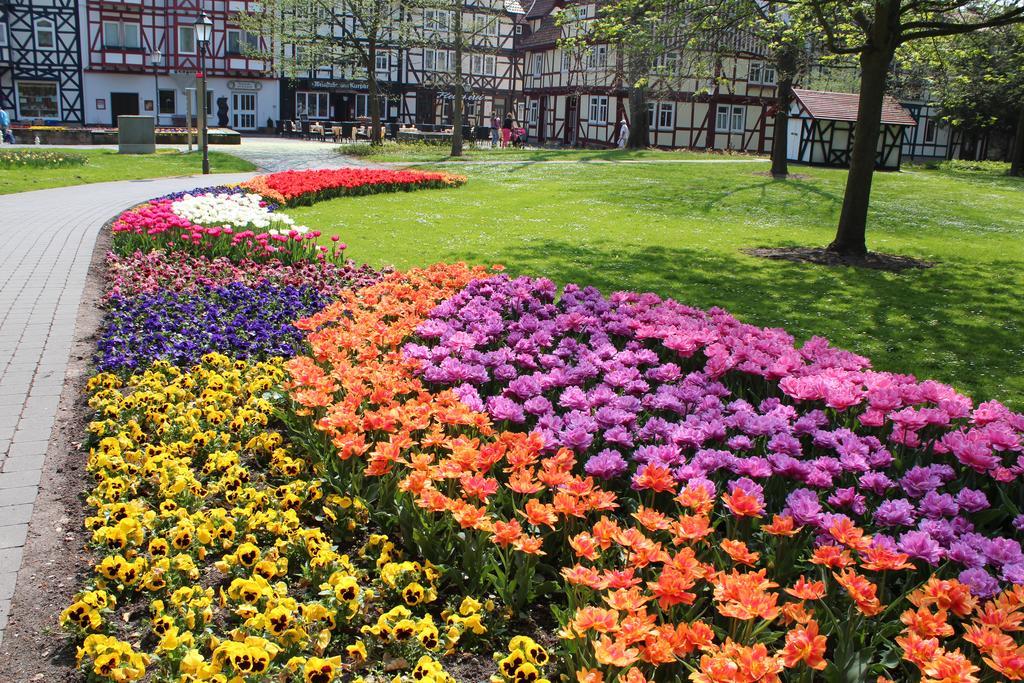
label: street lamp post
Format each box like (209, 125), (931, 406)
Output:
(150, 49), (162, 125)
(194, 13), (214, 174)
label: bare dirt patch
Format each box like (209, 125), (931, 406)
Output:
(743, 246), (935, 273)
(0, 222), (111, 682)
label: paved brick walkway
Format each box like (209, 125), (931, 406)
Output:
(0, 172), (255, 644)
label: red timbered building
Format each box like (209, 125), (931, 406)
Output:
(516, 0), (778, 151)
(80, 0), (278, 129)
(1, 0), (84, 124)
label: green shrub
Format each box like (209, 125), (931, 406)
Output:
(340, 140), (452, 158)
(935, 159), (1012, 176)
(0, 149), (88, 169)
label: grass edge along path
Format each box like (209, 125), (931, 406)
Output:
(0, 148), (257, 195)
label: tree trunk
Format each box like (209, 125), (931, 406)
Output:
(450, 6), (464, 157)
(829, 48), (892, 257)
(1010, 105), (1024, 176)
(770, 45), (798, 178)
(367, 43), (383, 147)
(626, 87), (648, 149)
(770, 75), (793, 178)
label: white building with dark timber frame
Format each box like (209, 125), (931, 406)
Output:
(787, 89), (917, 171)
(0, 0), (85, 124)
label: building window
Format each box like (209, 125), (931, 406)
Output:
(355, 94), (388, 119)
(16, 80), (59, 119)
(473, 13), (498, 36)
(0, 21), (10, 47)
(35, 18), (55, 50)
(532, 53), (543, 78)
(749, 61), (776, 85)
(924, 117), (937, 144)
(178, 25), (196, 54)
(424, 9), (450, 33)
(158, 89), (176, 115)
(375, 51), (389, 72)
(656, 51), (678, 74)
(103, 21), (141, 49)
(715, 104), (730, 132)
(588, 44), (607, 68)
(561, 50), (570, 71)
(295, 91), (329, 119)
(424, 48), (451, 72)
(528, 99), (538, 124)
(731, 105), (745, 132)
(465, 99), (477, 120)
(472, 54), (495, 76)
(226, 30), (259, 55)
(657, 101), (674, 130)
(588, 95), (608, 124)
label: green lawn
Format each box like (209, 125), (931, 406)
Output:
(341, 141), (762, 163)
(287, 157), (1024, 409)
(0, 148), (256, 194)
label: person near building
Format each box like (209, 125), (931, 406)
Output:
(617, 118), (629, 148)
(501, 112), (514, 148)
(0, 107), (10, 144)
(490, 114), (501, 147)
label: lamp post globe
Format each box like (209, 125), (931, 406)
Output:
(194, 12), (214, 174)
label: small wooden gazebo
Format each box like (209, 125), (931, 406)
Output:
(786, 89), (917, 170)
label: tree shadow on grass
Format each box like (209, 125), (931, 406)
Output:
(451, 238), (1023, 410)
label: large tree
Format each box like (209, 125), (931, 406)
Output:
(917, 26), (1024, 172)
(238, 0), (404, 144)
(779, 0), (1024, 255)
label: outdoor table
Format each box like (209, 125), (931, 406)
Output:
(309, 123), (325, 141)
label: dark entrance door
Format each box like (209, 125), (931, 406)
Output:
(564, 96), (578, 145)
(416, 91), (434, 124)
(537, 96), (547, 143)
(110, 92), (139, 126)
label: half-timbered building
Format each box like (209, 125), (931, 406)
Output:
(277, 0), (522, 128)
(516, 0), (777, 151)
(79, 0), (279, 129)
(900, 100), (953, 161)
(1, 0), (84, 124)
(786, 89), (917, 171)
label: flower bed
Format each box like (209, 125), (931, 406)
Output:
(111, 169), (464, 263)
(96, 283), (330, 371)
(287, 268), (1024, 682)
(63, 166), (1024, 683)
(103, 250), (387, 300)
(237, 168), (467, 207)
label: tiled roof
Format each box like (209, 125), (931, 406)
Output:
(520, 15), (561, 48)
(525, 0), (559, 19)
(793, 89), (917, 127)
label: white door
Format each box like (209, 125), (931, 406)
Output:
(232, 93), (256, 130)
(787, 118), (802, 161)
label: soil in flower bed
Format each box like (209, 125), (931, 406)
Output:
(744, 245), (935, 273)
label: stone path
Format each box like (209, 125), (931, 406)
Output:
(0, 172), (256, 644)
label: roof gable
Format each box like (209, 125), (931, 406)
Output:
(793, 89), (917, 127)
